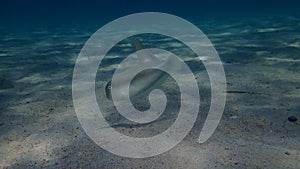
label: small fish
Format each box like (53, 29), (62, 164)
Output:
(105, 39), (171, 100)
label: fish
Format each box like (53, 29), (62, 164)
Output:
(105, 39), (172, 100)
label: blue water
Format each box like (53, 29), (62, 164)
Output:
(1, 0), (300, 168)
(1, 0), (299, 26)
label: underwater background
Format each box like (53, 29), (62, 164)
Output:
(0, 0), (300, 168)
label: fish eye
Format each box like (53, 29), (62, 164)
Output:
(108, 86), (112, 90)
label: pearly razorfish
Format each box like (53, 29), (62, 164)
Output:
(105, 39), (173, 100)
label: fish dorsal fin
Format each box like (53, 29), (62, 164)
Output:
(131, 39), (144, 51)
(131, 39), (160, 64)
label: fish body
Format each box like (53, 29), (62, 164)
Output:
(105, 39), (172, 100)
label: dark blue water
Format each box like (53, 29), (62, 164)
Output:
(1, 0), (300, 168)
(1, 0), (299, 27)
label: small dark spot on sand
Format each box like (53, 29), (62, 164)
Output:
(288, 116), (297, 122)
(285, 152), (290, 155)
(225, 147), (231, 150)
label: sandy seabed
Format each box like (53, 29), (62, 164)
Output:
(0, 16), (300, 168)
